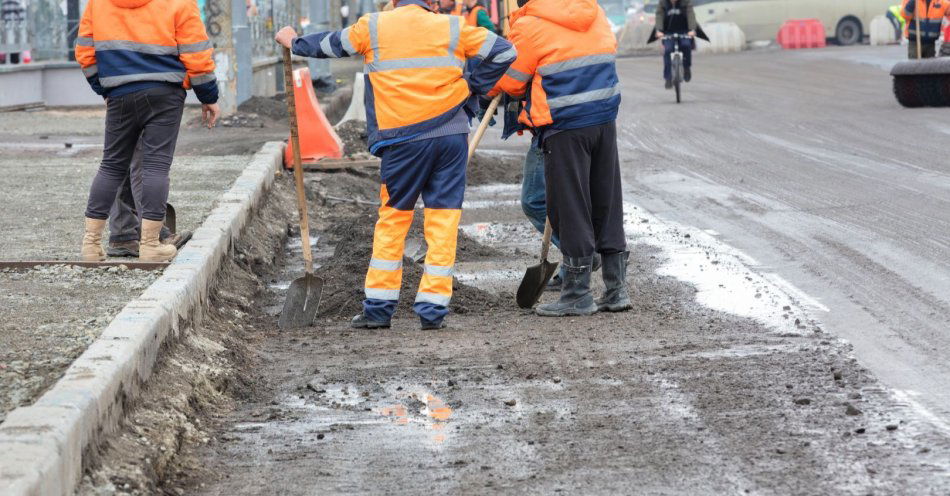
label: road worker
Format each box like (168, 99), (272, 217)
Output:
(76, 0), (219, 262)
(464, 0), (497, 32)
(887, 4), (907, 41)
(275, 0), (515, 330)
(490, 0), (628, 317)
(901, 0), (950, 58)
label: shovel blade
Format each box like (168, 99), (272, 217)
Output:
(516, 260), (559, 309)
(278, 272), (325, 329)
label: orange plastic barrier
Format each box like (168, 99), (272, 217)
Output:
(777, 19), (826, 49)
(283, 67), (343, 169)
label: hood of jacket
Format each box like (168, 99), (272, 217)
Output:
(109, 0), (155, 8)
(512, 0), (599, 32)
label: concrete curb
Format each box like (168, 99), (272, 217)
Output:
(0, 142), (284, 496)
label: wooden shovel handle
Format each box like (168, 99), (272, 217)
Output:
(540, 217), (553, 262)
(283, 46), (314, 274)
(915, 9), (922, 59)
(467, 94), (502, 162)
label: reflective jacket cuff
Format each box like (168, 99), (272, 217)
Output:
(193, 80), (219, 104)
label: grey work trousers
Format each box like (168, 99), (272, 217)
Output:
(85, 84), (185, 222)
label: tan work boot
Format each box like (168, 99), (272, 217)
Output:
(139, 219), (177, 262)
(81, 217), (107, 261)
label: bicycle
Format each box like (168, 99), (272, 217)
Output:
(663, 33), (692, 104)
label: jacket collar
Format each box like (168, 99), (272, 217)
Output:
(396, 0), (433, 11)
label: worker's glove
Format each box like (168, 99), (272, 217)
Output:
(476, 96), (497, 127)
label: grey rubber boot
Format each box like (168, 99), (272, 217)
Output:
(596, 251), (632, 312)
(536, 256), (598, 317)
(546, 253), (601, 292)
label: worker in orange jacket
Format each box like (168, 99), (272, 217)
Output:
(901, 0), (950, 58)
(75, 0), (219, 263)
(490, 0), (628, 317)
(276, 0), (514, 330)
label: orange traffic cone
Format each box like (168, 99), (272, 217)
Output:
(283, 67), (343, 168)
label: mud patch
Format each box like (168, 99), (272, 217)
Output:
(467, 151), (523, 186)
(238, 95), (289, 122)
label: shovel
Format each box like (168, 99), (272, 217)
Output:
(469, 94), (501, 161)
(278, 46), (324, 329)
(516, 218), (558, 309)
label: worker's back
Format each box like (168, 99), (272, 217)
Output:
(75, 0), (217, 102)
(505, 0), (619, 130)
(294, 0), (514, 153)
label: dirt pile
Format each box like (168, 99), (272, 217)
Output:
(335, 119), (369, 156)
(238, 95), (288, 121)
(467, 151), (523, 185)
(315, 207), (507, 319)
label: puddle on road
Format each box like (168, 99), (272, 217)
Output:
(379, 391), (454, 445)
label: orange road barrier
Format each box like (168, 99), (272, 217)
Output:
(283, 67), (343, 169)
(777, 19), (827, 50)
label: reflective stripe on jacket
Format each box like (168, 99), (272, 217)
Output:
(292, 0), (515, 155)
(75, 0), (217, 103)
(902, 0), (950, 39)
(489, 0), (619, 131)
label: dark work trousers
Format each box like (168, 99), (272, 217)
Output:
(663, 36), (693, 80)
(543, 121), (626, 259)
(108, 141), (171, 243)
(85, 85), (185, 222)
(908, 38), (937, 59)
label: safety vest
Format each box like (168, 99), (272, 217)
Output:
(291, 0), (515, 153)
(491, 0), (620, 130)
(889, 4), (908, 31)
(74, 0), (217, 103)
(902, 0), (950, 39)
(466, 4), (486, 27)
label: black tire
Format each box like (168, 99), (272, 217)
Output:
(672, 57), (683, 103)
(893, 76), (923, 108)
(835, 17), (862, 46)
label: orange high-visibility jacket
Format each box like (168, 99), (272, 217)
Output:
(75, 0), (218, 103)
(489, 0), (619, 130)
(902, 0), (950, 39)
(292, 0), (515, 155)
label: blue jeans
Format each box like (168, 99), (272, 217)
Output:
(662, 37), (693, 81)
(521, 139), (561, 249)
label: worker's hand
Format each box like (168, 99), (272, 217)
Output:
(656, 30), (664, 39)
(687, 30), (695, 37)
(202, 103), (220, 129)
(275, 26), (297, 49)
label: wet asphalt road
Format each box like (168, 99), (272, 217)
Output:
(613, 45), (950, 430)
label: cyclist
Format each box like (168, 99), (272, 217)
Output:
(654, 0), (696, 89)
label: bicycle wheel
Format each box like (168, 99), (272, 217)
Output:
(672, 57), (682, 103)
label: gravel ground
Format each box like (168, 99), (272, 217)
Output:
(0, 265), (159, 423)
(0, 107), (278, 422)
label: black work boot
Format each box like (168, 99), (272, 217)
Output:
(684, 67), (692, 82)
(546, 254), (600, 292)
(535, 256), (598, 317)
(596, 251), (632, 312)
(350, 313), (391, 329)
(107, 240), (139, 258)
(665, 78), (673, 89)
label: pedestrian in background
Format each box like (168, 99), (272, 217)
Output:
(491, 0), (628, 317)
(275, 0), (515, 330)
(76, 0), (220, 262)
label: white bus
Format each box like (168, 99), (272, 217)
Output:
(645, 0), (895, 45)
